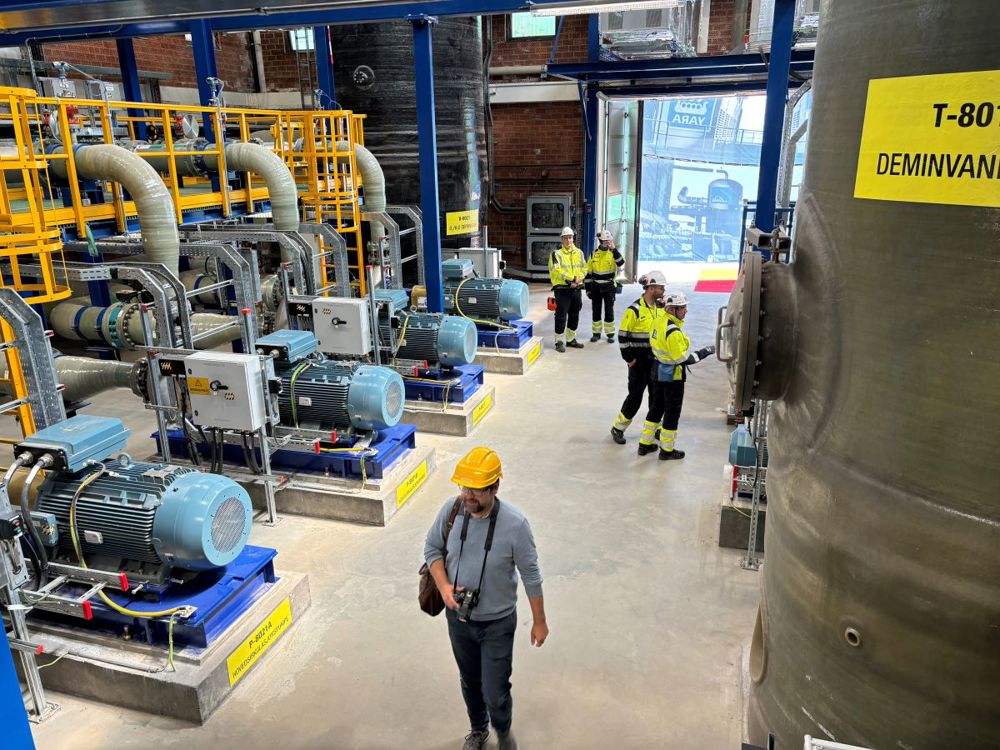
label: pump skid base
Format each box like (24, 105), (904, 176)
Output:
(403, 384), (496, 436)
(24, 571), (310, 724)
(247, 445), (437, 526)
(476, 319), (533, 350)
(403, 364), (484, 404)
(475, 336), (543, 375)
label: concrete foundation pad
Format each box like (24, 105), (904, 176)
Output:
(250, 446), (437, 526)
(28, 572), (310, 724)
(719, 499), (766, 553)
(476, 337), (543, 375)
(402, 385), (496, 436)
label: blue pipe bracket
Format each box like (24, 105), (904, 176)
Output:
(410, 14), (445, 314)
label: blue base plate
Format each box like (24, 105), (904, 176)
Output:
(403, 364), (484, 404)
(30, 545), (278, 650)
(476, 319), (532, 349)
(154, 423), (418, 480)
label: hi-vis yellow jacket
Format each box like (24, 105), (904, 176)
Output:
(548, 245), (586, 288)
(651, 312), (691, 381)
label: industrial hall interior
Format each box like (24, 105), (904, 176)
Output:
(0, 0), (994, 749)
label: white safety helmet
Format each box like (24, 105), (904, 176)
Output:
(641, 270), (667, 288)
(597, 229), (614, 243)
(662, 289), (689, 308)
(560, 226), (575, 238)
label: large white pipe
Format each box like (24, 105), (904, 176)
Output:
(223, 141), (300, 232)
(47, 143), (180, 278)
(53, 356), (133, 402)
(339, 142), (386, 242)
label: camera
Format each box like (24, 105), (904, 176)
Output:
(454, 588), (480, 622)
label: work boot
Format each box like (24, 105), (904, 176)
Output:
(607, 334), (615, 343)
(555, 341), (566, 353)
(610, 427), (626, 444)
(658, 448), (686, 460)
(462, 730), (490, 750)
(498, 730), (519, 750)
(590, 334), (601, 343)
(637, 443), (657, 456)
(567, 339), (585, 348)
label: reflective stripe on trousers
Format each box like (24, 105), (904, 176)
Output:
(639, 419), (659, 446)
(612, 411), (631, 431)
(659, 428), (677, 452)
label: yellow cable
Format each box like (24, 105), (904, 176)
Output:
(392, 312), (412, 364)
(287, 360), (313, 429)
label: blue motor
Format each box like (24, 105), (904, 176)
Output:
(439, 259), (529, 322)
(23, 417), (253, 580)
(257, 329), (405, 431)
(373, 290), (478, 368)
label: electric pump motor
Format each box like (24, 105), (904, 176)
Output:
(435, 258), (529, 322)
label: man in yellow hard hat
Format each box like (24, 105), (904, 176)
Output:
(424, 447), (547, 750)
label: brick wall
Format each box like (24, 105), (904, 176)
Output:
(706, 0), (752, 55)
(486, 15), (589, 267)
(259, 30), (306, 92)
(41, 32), (255, 93)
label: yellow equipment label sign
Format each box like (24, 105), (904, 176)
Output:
(446, 209), (479, 236)
(396, 460), (428, 509)
(187, 377), (211, 396)
(527, 341), (542, 366)
(854, 69), (1000, 208)
(471, 391), (494, 427)
(226, 597), (293, 686)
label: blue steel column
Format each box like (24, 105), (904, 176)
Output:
(0, 637), (34, 749)
(581, 14), (601, 257)
(313, 27), (336, 108)
(753, 0), (795, 236)
(115, 38), (147, 140)
(189, 19), (219, 137)
(410, 16), (444, 313)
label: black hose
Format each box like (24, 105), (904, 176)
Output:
(240, 432), (258, 475)
(19, 535), (44, 591)
(20, 463), (49, 576)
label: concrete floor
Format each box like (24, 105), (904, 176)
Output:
(31, 274), (759, 750)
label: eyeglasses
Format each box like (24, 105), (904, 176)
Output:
(456, 484), (491, 498)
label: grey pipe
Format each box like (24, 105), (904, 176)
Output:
(47, 143), (179, 278)
(191, 313), (243, 349)
(338, 141), (386, 242)
(53, 356), (133, 402)
(222, 142), (300, 232)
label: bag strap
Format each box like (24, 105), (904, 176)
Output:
(475, 501), (501, 593)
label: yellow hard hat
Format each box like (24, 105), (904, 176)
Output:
(451, 446), (503, 489)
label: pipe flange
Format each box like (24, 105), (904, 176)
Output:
(116, 302), (143, 349)
(717, 253), (797, 410)
(129, 358), (150, 402)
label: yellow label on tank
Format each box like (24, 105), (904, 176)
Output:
(396, 460), (428, 509)
(226, 597), (293, 686)
(187, 377), (211, 396)
(854, 69), (1000, 208)
(446, 209), (479, 236)
(527, 341), (542, 365)
(471, 391), (494, 427)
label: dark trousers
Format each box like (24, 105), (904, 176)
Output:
(447, 609), (517, 734)
(553, 286), (582, 337)
(620, 358), (653, 420)
(590, 286), (616, 330)
(645, 379), (685, 430)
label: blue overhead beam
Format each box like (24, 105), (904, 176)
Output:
(754, 0), (796, 237)
(600, 78), (805, 99)
(411, 15), (444, 314)
(0, 1), (567, 45)
(546, 50), (814, 83)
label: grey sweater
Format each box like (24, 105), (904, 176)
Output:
(424, 497), (543, 622)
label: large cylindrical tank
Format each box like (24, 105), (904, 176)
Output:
(382, 313), (478, 368)
(36, 461), (252, 573)
(746, 1), (1000, 748)
(332, 19), (487, 249)
(275, 359), (404, 431)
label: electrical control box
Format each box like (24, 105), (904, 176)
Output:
(311, 298), (372, 356)
(184, 352), (268, 431)
(15, 415), (129, 472)
(255, 329), (318, 363)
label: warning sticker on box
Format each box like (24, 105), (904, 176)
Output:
(396, 460), (428, 509)
(472, 391), (494, 427)
(188, 376), (211, 396)
(446, 209), (479, 236)
(226, 597), (293, 686)
(854, 69), (1000, 208)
